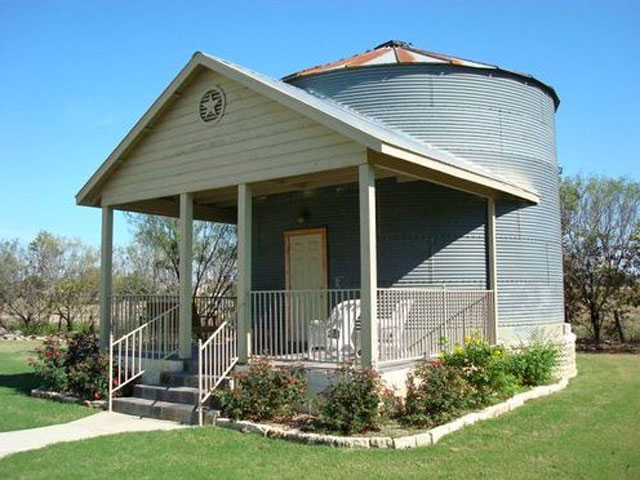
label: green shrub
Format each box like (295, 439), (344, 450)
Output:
(441, 333), (519, 406)
(318, 363), (382, 435)
(30, 331), (112, 400)
(509, 334), (560, 386)
(402, 360), (470, 428)
(221, 358), (307, 421)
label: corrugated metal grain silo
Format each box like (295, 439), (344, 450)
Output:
(284, 40), (564, 338)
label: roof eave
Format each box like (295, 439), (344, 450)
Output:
(379, 144), (540, 204)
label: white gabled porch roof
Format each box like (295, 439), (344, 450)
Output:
(76, 51), (539, 207)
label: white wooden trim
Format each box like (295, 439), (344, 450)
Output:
(179, 192), (193, 358)
(237, 184), (252, 362)
(359, 164), (378, 366)
(487, 197), (499, 343)
(379, 144), (540, 204)
(99, 206), (113, 350)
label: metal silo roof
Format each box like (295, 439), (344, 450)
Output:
(283, 40), (559, 108)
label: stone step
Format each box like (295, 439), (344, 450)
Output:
(132, 384), (222, 409)
(160, 371), (232, 389)
(112, 397), (219, 425)
(160, 371), (200, 388)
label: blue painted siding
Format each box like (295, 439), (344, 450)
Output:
(252, 178), (487, 291)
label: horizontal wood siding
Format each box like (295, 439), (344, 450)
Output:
(101, 69), (366, 205)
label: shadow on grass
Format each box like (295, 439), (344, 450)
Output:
(0, 372), (41, 395)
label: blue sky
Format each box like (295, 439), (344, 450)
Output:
(1, 0), (638, 247)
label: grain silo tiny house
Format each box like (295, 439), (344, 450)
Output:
(77, 41), (576, 423)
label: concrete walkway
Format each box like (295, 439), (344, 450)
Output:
(0, 411), (188, 459)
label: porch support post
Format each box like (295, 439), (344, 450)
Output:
(237, 184), (252, 363)
(359, 164), (378, 367)
(99, 206), (113, 350)
(487, 197), (499, 344)
(179, 192), (194, 359)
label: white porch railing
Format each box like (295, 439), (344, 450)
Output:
(110, 294), (180, 338)
(251, 289), (361, 363)
(108, 296), (179, 410)
(377, 288), (494, 363)
(250, 288), (494, 365)
(197, 315), (238, 426)
(193, 295), (236, 337)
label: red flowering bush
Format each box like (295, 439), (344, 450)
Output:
(31, 334), (70, 393)
(221, 358), (307, 421)
(318, 363), (383, 434)
(30, 332), (114, 400)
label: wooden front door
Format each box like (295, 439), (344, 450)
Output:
(284, 229), (328, 341)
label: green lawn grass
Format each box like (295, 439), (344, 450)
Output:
(0, 340), (92, 432)
(1, 353), (638, 479)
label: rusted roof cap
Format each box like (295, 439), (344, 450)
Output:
(283, 40), (559, 108)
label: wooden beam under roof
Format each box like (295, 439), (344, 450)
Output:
(115, 197), (237, 224)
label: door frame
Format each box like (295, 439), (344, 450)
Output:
(284, 228), (328, 291)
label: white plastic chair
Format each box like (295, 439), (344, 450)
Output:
(308, 299), (360, 359)
(379, 299), (414, 351)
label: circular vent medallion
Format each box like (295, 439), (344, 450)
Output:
(199, 87), (226, 123)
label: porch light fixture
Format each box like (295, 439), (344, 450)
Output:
(296, 210), (309, 224)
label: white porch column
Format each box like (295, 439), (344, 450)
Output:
(179, 192), (194, 359)
(99, 206), (113, 350)
(359, 164), (378, 367)
(487, 197), (499, 344)
(237, 184), (252, 363)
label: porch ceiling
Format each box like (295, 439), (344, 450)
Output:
(111, 166), (413, 223)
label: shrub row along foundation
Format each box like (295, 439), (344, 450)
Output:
(216, 377), (570, 449)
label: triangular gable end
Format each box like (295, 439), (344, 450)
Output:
(91, 64), (366, 207)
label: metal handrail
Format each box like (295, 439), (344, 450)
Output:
(197, 315), (238, 426)
(108, 304), (179, 411)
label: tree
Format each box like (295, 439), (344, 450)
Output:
(1, 232), (63, 330)
(125, 214), (237, 328)
(52, 240), (100, 331)
(560, 175), (639, 342)
(0, 239), (21, 327)
(0, 232), (100, 332)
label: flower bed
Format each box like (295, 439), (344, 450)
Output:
(217, 333), (566, 448)
(215, 377), (570, 449)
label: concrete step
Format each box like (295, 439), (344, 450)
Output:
(160, 371), (232, 390)
(132, 384), (222, 409)
(160, 371), (199, 388)
(112, 397), (219, 425)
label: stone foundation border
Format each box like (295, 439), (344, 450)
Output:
(30, 388), (107, 409)
(215, 376), (572, 449)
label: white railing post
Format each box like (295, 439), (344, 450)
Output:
(108, 332), (113, 412)
(198, 338), (203, 426)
